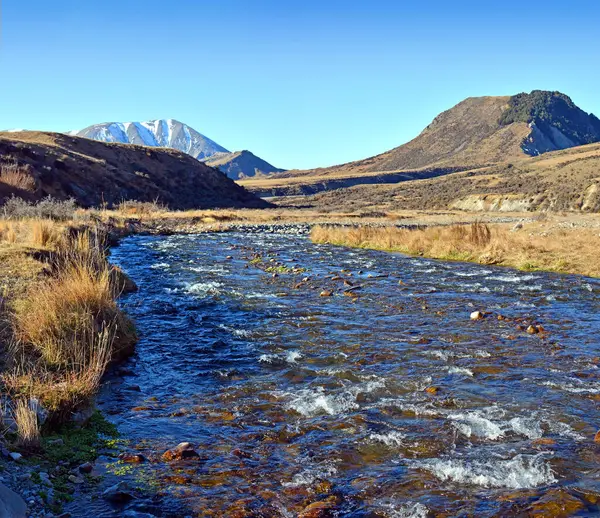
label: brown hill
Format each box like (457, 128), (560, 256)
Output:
(0, 131), (269, 209)
(242, 91), (600, 196)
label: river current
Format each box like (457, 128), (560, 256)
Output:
(83, 232), (600, 516)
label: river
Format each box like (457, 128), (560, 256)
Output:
(77, 231), (600, 516)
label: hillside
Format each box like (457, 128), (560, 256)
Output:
(241, 91), (600, 196)
(281, 142), (600, 213)
(0, 131), (269, 209)
(204, 150), (284, 180)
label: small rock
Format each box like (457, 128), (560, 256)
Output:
(162, 442), (200, 461)
(425, 386), (440, 394)
(526, 325), (540, 335)
(9, 452), (22, 461)
(78, 462), (93, 474)
(299, 499), (336, 518)
(470, 311), (484, 321)
(232, 449), (252, 459)
(68, 475), (84, 484)
(320, 290), (333, 297)
(102, 481), (135, 503)
(512, 222), (523, 231)
(225, 256), (233, 260)
(118, 452), (147, 463)
(594, 430), (600, 443)
(47, 438), (64, 447)
(38, 472), (52, 487)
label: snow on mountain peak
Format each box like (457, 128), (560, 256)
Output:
(76, 118), (229, 160)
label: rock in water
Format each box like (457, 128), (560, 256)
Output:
(0, 483), (27, 518)
(470, 311), (484, 320)
(102, 481), (135, 503)
(162, 442), (200, 461)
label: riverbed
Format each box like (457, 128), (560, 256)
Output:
(79, 232), (600, 516)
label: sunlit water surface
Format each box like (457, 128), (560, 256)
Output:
(73, 232), (600, 516)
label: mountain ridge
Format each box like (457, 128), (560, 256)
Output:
(76, 119), (284, 180)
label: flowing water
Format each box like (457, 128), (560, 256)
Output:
(84, 232), (600, 516)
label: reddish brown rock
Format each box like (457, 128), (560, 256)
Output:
(118, 452), (147, 463)
(162, 442), (200, 461)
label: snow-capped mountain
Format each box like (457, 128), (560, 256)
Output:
(76, 119), (229, 160)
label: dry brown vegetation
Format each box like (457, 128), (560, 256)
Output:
(311, 222), (600, 278)
(0, 162), (36, 192)
(0, 216), (137, 435)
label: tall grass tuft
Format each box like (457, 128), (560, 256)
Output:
(13, 399), (40, 448)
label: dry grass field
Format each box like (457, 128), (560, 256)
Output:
(311, 219), (600, 278)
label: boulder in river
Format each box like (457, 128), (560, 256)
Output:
(470, 311), (484, 320)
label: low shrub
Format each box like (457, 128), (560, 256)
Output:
(1, 195), (77, 221)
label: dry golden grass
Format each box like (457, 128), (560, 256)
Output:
(12, 230), (135, 366)
(13, 398), (40, 448)
(311, 222), (600, 277)
(4, 323), (114, 418)
(0, 163), (36, 191)
(0, 218), (65, 248)
(1, 223), (136, 426)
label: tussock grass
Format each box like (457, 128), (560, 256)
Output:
(311, 222), (600, 277)
(4, 323), (114, 421)
(1, 224), (137, 432)
(0, 163), (36, 192)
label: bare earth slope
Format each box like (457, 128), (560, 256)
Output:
(0, 131), (269, 209)
(293, 142), (600, 213)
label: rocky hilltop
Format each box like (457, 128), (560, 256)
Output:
(0, 131), (269, 209)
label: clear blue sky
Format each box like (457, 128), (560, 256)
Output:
(1, 0), (599, 169)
